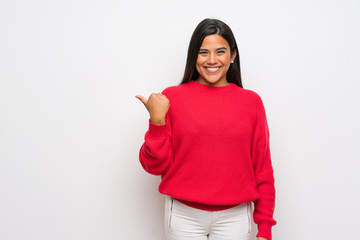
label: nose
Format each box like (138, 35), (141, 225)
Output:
(208, 53), (216, 64)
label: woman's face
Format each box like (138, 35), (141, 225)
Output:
(195, 34), (236, 87)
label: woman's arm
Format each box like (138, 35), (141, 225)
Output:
(251, 94), (277, 240)
(136, 91), (173, 176)
(139, 116), (172, 175)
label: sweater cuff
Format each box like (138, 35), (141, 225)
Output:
(147, 119), (169, 137)
(256, 223), (272, 240)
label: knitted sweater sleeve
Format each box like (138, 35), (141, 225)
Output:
(138, 90), (173, 176)
(252, 94), (277, 240)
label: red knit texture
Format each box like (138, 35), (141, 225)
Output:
(139, 80), (276, 239)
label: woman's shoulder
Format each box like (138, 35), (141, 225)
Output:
(231, 87), (268, 114)
(242, 88), (262, 98)
(160, 82), (191, 96)
(232, 86), (264, 102)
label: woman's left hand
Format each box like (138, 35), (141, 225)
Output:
(257, 237), (269, 240)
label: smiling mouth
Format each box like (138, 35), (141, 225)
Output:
(204, 67), (221, 73)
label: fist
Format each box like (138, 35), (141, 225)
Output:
(135, 93), (170, 125)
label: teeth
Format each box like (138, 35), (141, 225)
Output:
(206, 67), (219, 72)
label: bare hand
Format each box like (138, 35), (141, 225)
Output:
(135, 93), (170, 125)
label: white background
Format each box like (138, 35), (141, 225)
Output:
(1, 0), (359, 239)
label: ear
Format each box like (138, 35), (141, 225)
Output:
(231, 48), (237, 62)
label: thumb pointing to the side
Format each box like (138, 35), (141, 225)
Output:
(135, 95), (148, 108)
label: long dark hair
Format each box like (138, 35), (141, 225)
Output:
(180, 18), (243, 88)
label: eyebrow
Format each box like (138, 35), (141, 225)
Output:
(199, 47), (228, 51)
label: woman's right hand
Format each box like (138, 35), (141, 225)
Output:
(135, 93), (170, 125)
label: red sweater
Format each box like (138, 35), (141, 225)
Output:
(139, 80), (276, 239)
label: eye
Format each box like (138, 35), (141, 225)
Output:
(199, 51), (208, 55)
(217, 50), (225, 54)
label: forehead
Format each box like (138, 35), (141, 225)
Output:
(200, 34), (230, 49)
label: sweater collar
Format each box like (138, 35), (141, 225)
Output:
(187, 80), (236, 91)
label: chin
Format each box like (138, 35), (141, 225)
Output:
(206, 78), (223, 84)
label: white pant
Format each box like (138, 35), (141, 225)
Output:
(164, 196), (253, 240)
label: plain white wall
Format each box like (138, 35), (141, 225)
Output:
(1, 0), (359, 239)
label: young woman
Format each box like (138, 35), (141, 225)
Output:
(136, 18), (276, 240)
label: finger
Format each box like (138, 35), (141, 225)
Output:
(135, 95), (148, 107)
